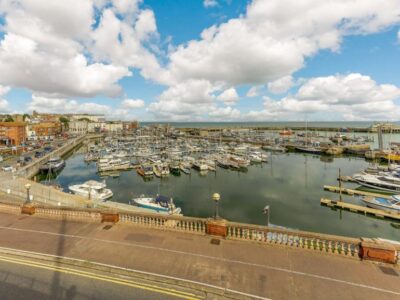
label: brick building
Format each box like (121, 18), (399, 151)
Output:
(32, 122), (62, 140)
(0, 122), (27, 146)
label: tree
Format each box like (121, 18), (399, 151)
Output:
(4, 115), (14, 122)
(59, 116), (70, 129)
(22, 113), (30, 121)
(78, 117), (90, 122)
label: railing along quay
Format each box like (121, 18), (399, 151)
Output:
(226, 221), (360, 258)
(119, 212), (208, 234)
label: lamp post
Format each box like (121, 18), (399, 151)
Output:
(212, 193), (220, 220)
(24, 183), (31, 204)
(263, 205), (270, 226)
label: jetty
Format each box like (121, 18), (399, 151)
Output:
(320, 198), (400, 221)
(323, 185), (393, 198)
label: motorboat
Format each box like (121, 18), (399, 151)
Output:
(192, 161), (208, 171)
(153, 163), (170, 177)
(229, 155), (250, 168)
(136, 164), (153, 177)
(179, 162), (191, 174)
(262, 145), (286, 152)
(217, 157), (230, 169)
(295, 146), (323, 154)
(169, 162), (181, 176)
(40, 157), (65, 173)
(98, 158), (131, 172)
(131, 195), (182, 214)
(69, 180), (113, 201)
(361, 195), (400, 213)
(353, 173), (400, 192)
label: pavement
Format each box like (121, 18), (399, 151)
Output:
(0, 212), (398, 299)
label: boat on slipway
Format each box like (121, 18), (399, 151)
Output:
(131, 195), (182, 215)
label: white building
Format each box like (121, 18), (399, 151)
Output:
(105, 122), (123, 133)
(70, 114), (105, 123)
(69, 120), (88, 135)
(88, 122), (106, 133)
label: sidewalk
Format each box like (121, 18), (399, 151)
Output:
(0, 212), (398, 299)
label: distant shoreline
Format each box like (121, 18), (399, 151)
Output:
(141, 121), (399, 129)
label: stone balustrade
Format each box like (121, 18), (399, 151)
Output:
(119, 212), (207, 234)
(226, 221), (360, 259)
(34, 207), (102, 222)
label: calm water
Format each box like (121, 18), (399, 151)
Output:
(47, 149), (400, 241)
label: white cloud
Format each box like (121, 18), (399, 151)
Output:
(27, 95), (110, 115)
(204, 0), (218, 8)
(246, 73), (400, 121)
(148, 79), (217, 120)
(216, 88), (239, 105)
(0, 0), (165, 98)
(0, 100), (9, 113)
(267, 75), (293, 94)
(166, 0), (400, 87)
(121, 99), (145, 109)
(209, 107), (241, 120)
(246, 86), (260, 98)
(147, 0), (400, 120)
(0, 85), (10, 113)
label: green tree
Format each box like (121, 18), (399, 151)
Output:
(4, 115), (14, 122)
(59, 116), (70, 129)
(22, 113), (30, 121)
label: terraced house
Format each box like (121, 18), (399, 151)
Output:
(0, 122), (27, 146)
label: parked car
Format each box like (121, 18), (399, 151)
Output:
(2, 165), (14, 172)
(24, 156), (32, 162)
(44, 146), (53, 153)
(35, 151), (43, 158)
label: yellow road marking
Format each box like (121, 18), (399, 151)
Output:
(0, 255), (202, 300)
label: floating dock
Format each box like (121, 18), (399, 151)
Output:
(320, 198), (400, 221)
(323, 185), (392, 199)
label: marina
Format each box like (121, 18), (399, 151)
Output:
(38, 125), (400, 241)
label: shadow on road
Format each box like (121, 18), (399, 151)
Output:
(50, 217), (77, 300)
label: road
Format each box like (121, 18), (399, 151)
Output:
(0, 212), (398, 299)
(0, 253), (198, 300)
(0, 136), (73, 171)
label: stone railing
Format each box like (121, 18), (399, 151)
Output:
(226, 221), (360, 258)
(119, 212), (208, 235)
(35, 207), (102, 222)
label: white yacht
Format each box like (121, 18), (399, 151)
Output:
(353, 173), (400, 192)
(98, 158), (131, 172)
(69, 180), (113, 201)
(131, 195), (182, 215)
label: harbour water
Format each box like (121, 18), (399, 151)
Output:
(46, 147), (400, 241)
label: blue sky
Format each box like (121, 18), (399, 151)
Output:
(0, 0), (400, 121)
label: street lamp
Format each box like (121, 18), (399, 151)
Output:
(212, 193), (220, 220)
(24, 183), (31, 204)
(263, 205), (270, 226)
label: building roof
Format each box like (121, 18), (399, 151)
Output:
(0, 122), (27, 127)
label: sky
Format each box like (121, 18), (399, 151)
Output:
(0, 0), (400, 122)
